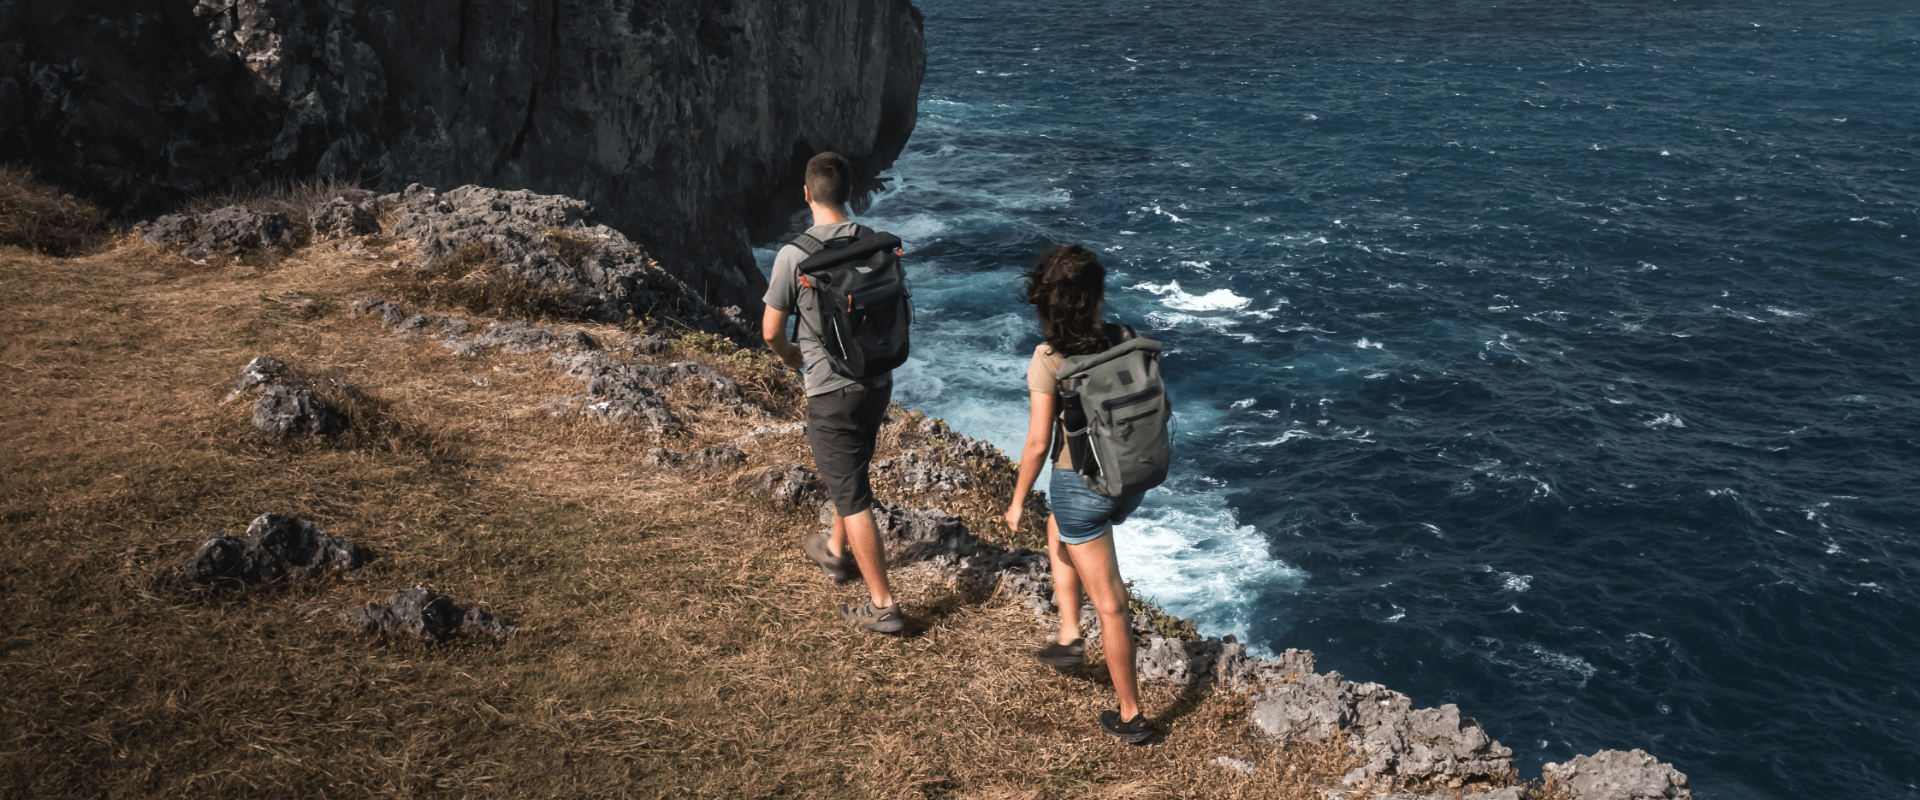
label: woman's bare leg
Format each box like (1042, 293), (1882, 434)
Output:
(1047, 514), (1083, 644)
(1066, 526), (1140, 720)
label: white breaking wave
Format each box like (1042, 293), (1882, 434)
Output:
(1114, 486), (1305, 653)
(1132, 280), (1253, 312)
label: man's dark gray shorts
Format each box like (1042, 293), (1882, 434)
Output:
(805, 380), (892, 517)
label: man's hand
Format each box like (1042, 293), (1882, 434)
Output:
(1003, 503), (1023, 534)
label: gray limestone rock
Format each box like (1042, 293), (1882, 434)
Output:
(228, 354), (287, 400)
(309, 197), (378, 239)
(1542, 750), (1692, 800)
(343, 586), (463, 643)
(873, 450), (975, 494)
(755, 464), (825, 508)
(462, 606), (519, 640)
(385, 183), (748, 336)
(252, 383), (340, 437)
(344, 586), (517, 643)
(184, 512), (364, 587)
(1251, 671), (1358, 743)
(183, 206), (294, 260)
(394, 313), (441, 337)
(1383, 790), (1523, 800)
(350, 297), (405, 327)
(474, 320), (560, 353)
(1251, 670), (1516, 792)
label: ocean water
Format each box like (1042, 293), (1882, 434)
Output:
(763, 2), (1919, 796)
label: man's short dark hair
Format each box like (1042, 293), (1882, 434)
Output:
(805, 151), (853, 207)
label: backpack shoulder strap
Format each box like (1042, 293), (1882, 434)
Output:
(791, 233), (827, 256)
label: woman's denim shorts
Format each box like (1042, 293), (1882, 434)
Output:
(1048, 466), (1146, 545)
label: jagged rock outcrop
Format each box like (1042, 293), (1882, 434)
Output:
(1251, 671), (1517, 792)
(185, 512), (364, 586)
(1, 0), (926, 310)
(343, 585), (517, 643)
(385, 183), (746, 331)
(142, 205), (296, 261)
(1543, 750), (1692, 800)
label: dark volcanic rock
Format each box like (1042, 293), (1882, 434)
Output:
(1542, 750), (1692, 800)
(185, 512), (364, 586)
(2, 0), (926, 312)
(252, 383), (340, 436)
(142, 214), (200, 246)
(344, 586), (517, 643)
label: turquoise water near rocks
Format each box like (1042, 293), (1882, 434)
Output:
(767, 2), (1918, 796)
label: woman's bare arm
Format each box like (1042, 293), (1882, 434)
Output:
(1005, 390), (1058, 533)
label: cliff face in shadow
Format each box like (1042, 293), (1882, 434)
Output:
(0, 0), (925, 310)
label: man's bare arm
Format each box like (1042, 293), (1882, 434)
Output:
(762, 304), (802, 370)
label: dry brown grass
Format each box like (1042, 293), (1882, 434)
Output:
(0, 165), (110, 257)
(1, 222), (1361, 798)
(375, 241), (593, 324)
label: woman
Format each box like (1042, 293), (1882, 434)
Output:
(1002, 243), (1155, 744)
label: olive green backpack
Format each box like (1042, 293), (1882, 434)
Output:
(1055, 324), (1172, 497)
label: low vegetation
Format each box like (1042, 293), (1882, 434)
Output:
(0, 165), (110, 257)
(2, 173), (1376, 798)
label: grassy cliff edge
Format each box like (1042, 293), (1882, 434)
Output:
(1, 172), (1609, 799)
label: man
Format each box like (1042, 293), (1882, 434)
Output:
(762, 151), (904, 634)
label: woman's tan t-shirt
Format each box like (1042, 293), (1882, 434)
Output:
(1025, 344), (1074, 470)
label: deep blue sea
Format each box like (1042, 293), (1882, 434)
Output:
(764, 2), (1919, 796)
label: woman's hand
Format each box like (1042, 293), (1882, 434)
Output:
(1004, 503), (1023, 534)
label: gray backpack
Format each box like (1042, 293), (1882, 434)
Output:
(1055, 324), (1171, 497)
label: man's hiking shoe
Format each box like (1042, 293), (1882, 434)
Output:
(1100, 710), (1155, 744)
(841, 597), (906, 634)
(803, 531), (855, 584)
(1035, 638), (1086, 668)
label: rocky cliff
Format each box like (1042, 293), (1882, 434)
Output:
(0, 0), (925, 311)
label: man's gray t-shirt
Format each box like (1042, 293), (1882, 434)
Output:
(763, 221), (895, 396)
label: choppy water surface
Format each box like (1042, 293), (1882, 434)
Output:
(767, 2), (1920, 796)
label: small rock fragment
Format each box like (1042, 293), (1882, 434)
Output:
(1209, 756), (1256, 776)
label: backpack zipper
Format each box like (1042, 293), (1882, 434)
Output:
(1102, 385), (1162, 411)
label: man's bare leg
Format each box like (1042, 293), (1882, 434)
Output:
(836, 508), (893, 608)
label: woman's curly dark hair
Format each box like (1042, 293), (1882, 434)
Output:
(1022, 243), (1107, 356)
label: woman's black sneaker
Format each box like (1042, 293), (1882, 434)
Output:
(1099, 710), (1155, 744)
(1035, 638), (1086, 668)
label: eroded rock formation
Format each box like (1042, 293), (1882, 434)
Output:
(1, 0), (925, 309)
(185, 512), (364, 586)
